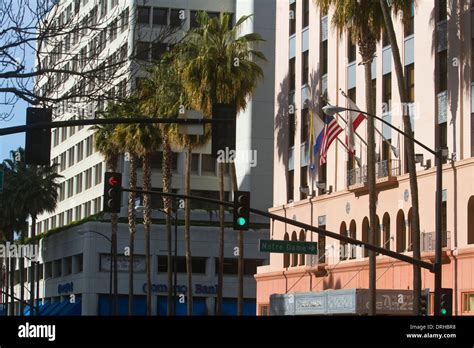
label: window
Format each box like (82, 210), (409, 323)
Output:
(405, 64), (415, 102)
(288, 169), (294, 202)
(151, 42), (167, 61)
(136, 41), (150, 61)
(289, 109), (295, 148)
(76, 142), (84, 162)
(59, 213), (64, 227)
(243, 259), (264, 275)
(67, 178), (74, 198)
(382, 28), (390, 47)
(153, 7), (168, 26)
(86, 136), (93, 156)
(158, 256), (206, 274)
(170, 9), (184, 27)
(382, 73), (392, 110)
(348, 35), (357, 63)
(300, 166), (308, 200)
(289, 57), (296, 91)
(61, 127), (67, 141)
(190, 190), (229, 210)
(463, 293), (474, 313)
(150, 152), (178, 170)
(99, 0), (107, 18)
(68, 147), (75, 167)
(302, 51), (309, 85)
(75, 205), (82, 221)
(84, 201), (92, 217)
(66, 209), (73, 224)
(302, 0), (309, 28)
(85, 168), (93, 189)
(64, 256), (73, 275)
(59, 182), (65, 201)
(94, 163), (103, 185)
(289, 1), (296, 35)
(190, 10), (199, 29)
(51, 216), (57, 229)
(201, 155), (216, 174)
(137, 6), (150, 25)
(52, 130), (58, 147)
(191, 153), (199, 173)
(301, 108), (309, 143)
(45, 262), (52, 279)
(75, 173), (83, 193)
(121, 8), (129, 32)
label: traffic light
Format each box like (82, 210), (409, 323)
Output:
(25, 108), (52, 165)
(212, 103), (236, 158)
(419, 288), (430, 316)
(233, 191), (250, 230)
(439, 288), (453, 316)
(103, 172), (122, 213)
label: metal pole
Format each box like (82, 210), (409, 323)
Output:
(174, 209), (178, 316)
(434, 149), (443, 315)
(109, 242), (113, 316)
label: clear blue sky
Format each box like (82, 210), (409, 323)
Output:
(0, 102), (27, 161)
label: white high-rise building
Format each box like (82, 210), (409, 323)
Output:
(33, 0), (276, 233)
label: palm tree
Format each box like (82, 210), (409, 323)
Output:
(314, 0), (385, 315)
(139, 55), (185, 315)
(174, 11), (266, 315)
(92, 110), (121, 315)
(3, 148), (62, 315)
(378, 0), (423, 315)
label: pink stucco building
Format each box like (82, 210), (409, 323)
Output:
(256, 0), (474, 315)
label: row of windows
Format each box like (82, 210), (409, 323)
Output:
(57, 163), (102, 201)
(36, 197), (101, 234)
(52, 135), (94, 170)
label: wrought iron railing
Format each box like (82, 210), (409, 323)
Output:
(347, 159), (401, 186)
(421, 231), (450, 252)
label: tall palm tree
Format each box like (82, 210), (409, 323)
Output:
(92, 112), (121, 315)
(139, 55), (184, 315)
(314, 0), (385, 315)
(378, 0), (422, 315)
(174, 11), (266, 315)
(3, 148), (62, 315)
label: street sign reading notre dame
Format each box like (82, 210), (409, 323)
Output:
(259, 239), (318, 255)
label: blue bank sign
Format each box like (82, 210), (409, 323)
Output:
(143, 283), (217, 295)
(58, 282), (74, 294)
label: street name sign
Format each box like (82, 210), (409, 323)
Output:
(259, 239), (318, 255)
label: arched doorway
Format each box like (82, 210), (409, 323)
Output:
(396, 210), (406, 253)
(349, 220), (357, 259)
(291, 231), (298, 266)
(382, 213), (391, 250)
(362, 217), (369, 257)
(340, 222), (347, 261)
(469, 197), (474, 244)
(283, 232), (290, 268)
(299, 230), (306, 265)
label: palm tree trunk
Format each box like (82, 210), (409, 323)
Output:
(108, 159), (119, 315)
(229, 162), (243, 316)
(30, 217), (36, 315)
(143, 153), (152, 315)
(360, 39), (377, 316)
(19, 255), (24, 315)
(162, 137), (173, 316)
(379, 0), (421, 314)
(9, 253), (15, 316)
(184, 145), (193, 315)
(216, 162), (225, 315)
(128, 155), (137, 316)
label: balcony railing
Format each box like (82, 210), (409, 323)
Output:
(347, 159), (401, 187)
(421, 231), (451, 252)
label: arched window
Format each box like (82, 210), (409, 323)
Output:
(299, 230), (306, 265)
(469, 197), (474, 244)
(291, 231), (298, 267)
(349, 220), (357, 259)
(362, 217), (369, 257)
(382, 213), (391, 250)
(396, 210), (406, 253)
(340, 222), (348, 261)
(283, 233), (290, 268)
(407, 208), (413, 251)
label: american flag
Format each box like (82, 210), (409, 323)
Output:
(320, 116), (343, 165)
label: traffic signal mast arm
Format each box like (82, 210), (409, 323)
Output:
(122, 188), (434, 272)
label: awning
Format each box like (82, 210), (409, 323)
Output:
(98, 295), (146, 316)
(221, 299), (256, 316)
(157, 296), (207, 316)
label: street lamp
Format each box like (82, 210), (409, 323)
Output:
(135, 201), (179, 316)
(77, 229), (114, 315)
(322, 104), (443, 315)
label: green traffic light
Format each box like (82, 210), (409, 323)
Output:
(441, 308), (447, 315)
(237, 217), (246, 226)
